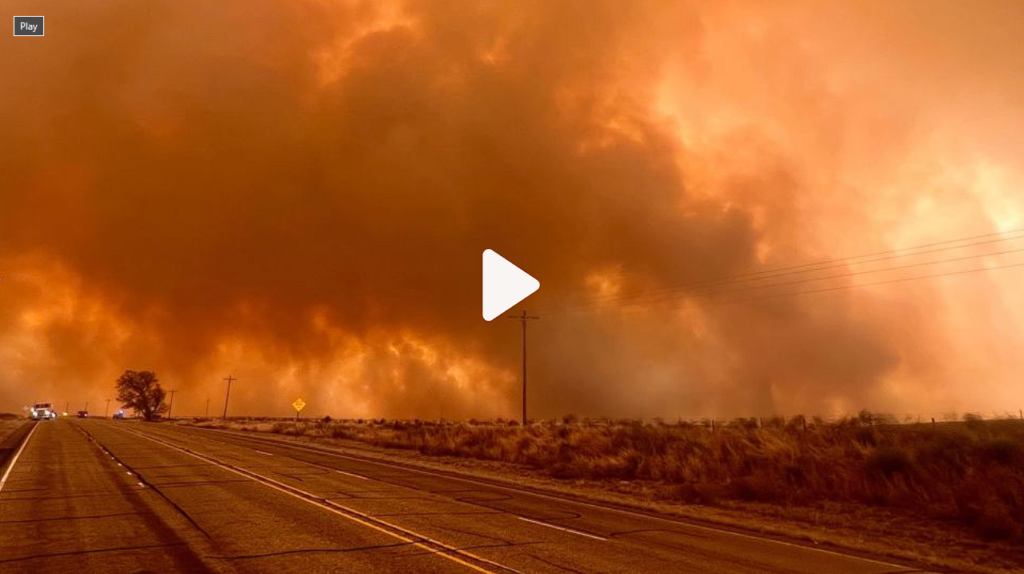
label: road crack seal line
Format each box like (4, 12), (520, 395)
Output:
(70, 422), (213, 539)
(0, 486), (47, 493)
(0, 542), (188, 564)
(521, 553), (591, 574)
(156, 479), (253, 489)
(117, 423), (525, 574)
(448, 490), (516, 503)
(609, 527), (707, 541)
(1, 491), (141, 502)
(208, 541), (414, 560)
(433, 524), (532, 546)
(376, 510), (505, 518)
(0, 511), (144, 524)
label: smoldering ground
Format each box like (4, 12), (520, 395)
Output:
(1, 1), (1023, 418)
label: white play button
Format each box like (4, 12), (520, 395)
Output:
(482, 249), (540, 321)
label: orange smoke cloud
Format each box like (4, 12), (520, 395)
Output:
(1, 1), (1023, 419)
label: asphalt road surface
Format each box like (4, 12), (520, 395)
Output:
(0, 419), (929, 573)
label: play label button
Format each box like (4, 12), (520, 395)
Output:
(482, 249), (540, 321)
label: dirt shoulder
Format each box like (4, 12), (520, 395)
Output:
(0, 418), (32, 472)
(176, 420), (1024, 573)
(0, 419), (29, 445)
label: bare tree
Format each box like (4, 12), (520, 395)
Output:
(115, 370), (167, 421)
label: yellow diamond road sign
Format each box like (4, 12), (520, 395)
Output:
(292, 398), (306, 412)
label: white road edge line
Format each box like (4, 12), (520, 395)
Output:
(114, 424), (521, 574)
(150, 426), (375, 482)
(0, 422), (40, 494)
(517, 517), (607, 541)
(204, 428), (920, 572)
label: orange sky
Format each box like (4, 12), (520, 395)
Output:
(1, 1), (1023, 419)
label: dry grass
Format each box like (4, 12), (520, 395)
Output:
(186, 413), (1024, 544)
(0, 419), (27, 445)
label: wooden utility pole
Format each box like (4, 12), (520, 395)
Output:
(105, 398), (111, 419)
(507, 310), (538, 425)
(222, 376), (236, 420)
(167, 390), (177, 419)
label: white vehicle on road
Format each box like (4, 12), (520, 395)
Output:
(30, 403), (57, 420)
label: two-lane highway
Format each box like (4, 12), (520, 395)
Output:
(0, 419), (927, 573)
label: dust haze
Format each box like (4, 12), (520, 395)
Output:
(2, 1), (1023, 419)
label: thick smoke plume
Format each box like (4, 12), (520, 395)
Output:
(2, 1), (1023, 418)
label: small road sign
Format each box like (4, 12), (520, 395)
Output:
(292, 398), (306, 412)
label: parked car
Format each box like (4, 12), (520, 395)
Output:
(76, 410), (89, 418)
(30, 403), (57, 420)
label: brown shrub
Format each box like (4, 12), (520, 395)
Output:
(866, 446), (912, 477)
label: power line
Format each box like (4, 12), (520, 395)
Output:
(544, 250), (1024, 314)
(689, 245), (1024, 300)
(537, 230), (1024, 315)
(556, 258), (1024, 313)
(676, 233), (1024, 297)
(688, 226), (1024, 285)
(539, 229), (1024, 313)
(717, 258), (1024, 306)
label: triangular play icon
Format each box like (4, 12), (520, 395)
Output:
(482, 249), (540, 321)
